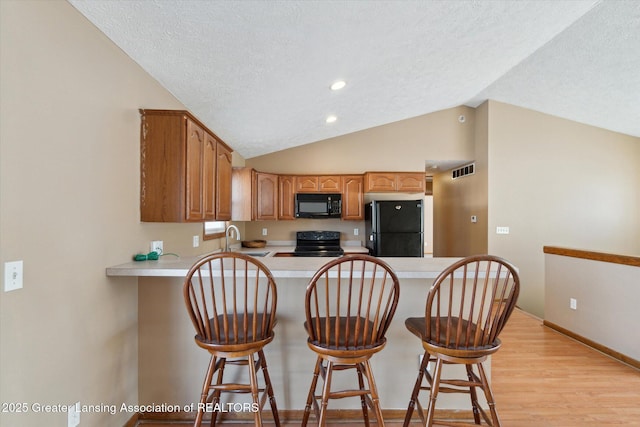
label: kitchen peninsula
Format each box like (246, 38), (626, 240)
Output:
(107, 254), (494, 415)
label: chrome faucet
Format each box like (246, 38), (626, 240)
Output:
(224, 224), (241, 252)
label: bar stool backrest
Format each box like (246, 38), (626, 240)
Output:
(425, 254), (520, 350)
(183, 252), (277, 345)
(305, 254), (400, 350)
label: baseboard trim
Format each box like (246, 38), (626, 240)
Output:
(543, 320), (640, 370)
(127, 408), (477, 425)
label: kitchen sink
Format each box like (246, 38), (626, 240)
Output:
(243, 251), (270, 257)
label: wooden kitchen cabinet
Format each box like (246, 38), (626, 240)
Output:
(231, 168), (278, 221)
(295, 175), (342, 192)
(364, 171), (425, 193)
(215, 141), (233, 220)
(341, 175), (364, 220)
(396, 173), (425, 192)
(295, 176), (319, 192)
(254, 172), (278, 220)
(140, 109), (233, 222)
(319, 175), (342, 192)
(278, 175), (295, 220)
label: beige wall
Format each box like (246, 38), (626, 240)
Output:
(248, 105), (477, 174)
(433, 101), (488, 257)
(486, 100), (640, 316)
(545, 254), (640, 362)
(0, 2), (224, 425)
(244, 106), (477, 244)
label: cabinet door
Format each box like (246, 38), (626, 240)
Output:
(341, 175), (364, 220)
(278, 175), (295, 220)
(203, 133), (217, 220)
(215, 141), (232, 220)
(364, 172), (396, 192)
(396, 172), (425, 193)
(295, 176), (319, 192)
(185, 119), (206, 221)
(255, 172), (278, 220)
(319, 175), (342, 192)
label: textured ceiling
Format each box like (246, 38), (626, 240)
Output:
(68, 0), (640, 159)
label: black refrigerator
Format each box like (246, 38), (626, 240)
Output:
(365, 200), (424, 257)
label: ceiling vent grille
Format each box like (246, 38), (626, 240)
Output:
(452, 163), (475, 179)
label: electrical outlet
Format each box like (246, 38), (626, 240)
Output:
(496, 226), (510, 234)
(570, 298), (577, 310)
(193, 235), (200, 248)
(354, 228), (359, 236)
(150, 240), (163, 254)
(68, 402), (80, 427)
(4, 260), (23, 292)
(471, 215), (477, 223)
(262, 228), (268, 236)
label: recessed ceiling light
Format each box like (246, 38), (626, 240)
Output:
(326, 115), (337, 124)
(330, 80), (346, 91)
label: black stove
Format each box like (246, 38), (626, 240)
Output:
(294, 230), (344, 257)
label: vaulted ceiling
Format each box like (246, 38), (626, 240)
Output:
(68, 0), (640, 159)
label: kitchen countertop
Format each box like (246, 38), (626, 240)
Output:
(106, 250), (460, 279)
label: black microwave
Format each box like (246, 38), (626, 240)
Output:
(295, 193), (342, 219)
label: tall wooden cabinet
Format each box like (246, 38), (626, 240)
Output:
(215, 142), (233, 220)
(278, 175), (296, 220)
(341, 175), (364, 220)
(140, 109), (232, 222)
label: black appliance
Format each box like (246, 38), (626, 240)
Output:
(365, 200), (424, 257)
(293, 231), (344, 257)
(295, 193), (342, 219)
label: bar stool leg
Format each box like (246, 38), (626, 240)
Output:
(425, 357), (444, 427)
(302, 356), (322, 427)
(362, 360), (385, 427)
(318, 360), (334, 427)
(357, 363), (371, 427)
(403, 351), (429, 427)
(477, 362), (501, 427)
(258, 350), (280, 427)
(466, 364), (481, 424)
(248, 353), (263, 427)
(196, 355), (217, 427)
(209, 358), (226, 427)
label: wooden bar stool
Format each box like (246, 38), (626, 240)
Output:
(301, 254), (400, 427)
(402, 255), (520, 427)
(183, 252), (280, 427)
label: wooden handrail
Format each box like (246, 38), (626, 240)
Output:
(543, 246), (640, 267)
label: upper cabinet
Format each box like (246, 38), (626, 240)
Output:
(295, 175), (342, 193)
(363, 172), (425, 193)
(231, 168), (278, 221)
(215, 141), (233, 220)
(341, 175), (364, 220)
(278, 175), (296, 220)
(254, 172), (278, 220)
(140, 109), (233, 222)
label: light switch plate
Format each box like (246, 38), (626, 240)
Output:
(4, 260), (23, 292)
(496, 226), (510, 234)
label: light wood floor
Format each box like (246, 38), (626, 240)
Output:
(137, 309), (640, 426)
